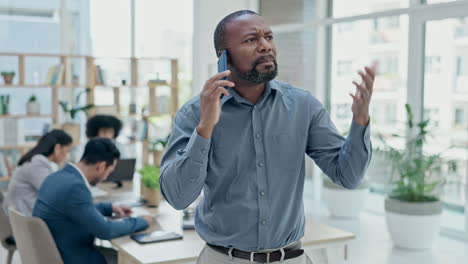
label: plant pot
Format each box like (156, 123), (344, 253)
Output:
(144, 188), (161, 207)
(2, 75), (14, 85)
(153, 149), (165, 167)
(61, 123), (80, 145)
(385, 197), (442, 250)
(26, 101), (41, 115)
(322, 177), (369, 219)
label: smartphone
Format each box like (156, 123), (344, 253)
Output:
(217, 50), (228, 77)
(130, 230), (183, 244)
(217, 50), (229, 99)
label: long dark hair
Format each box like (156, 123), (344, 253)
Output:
(17, 129), (73, 166)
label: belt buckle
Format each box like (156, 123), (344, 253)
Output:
(250, 252), (270, 263)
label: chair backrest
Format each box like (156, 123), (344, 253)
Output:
(0, 192), (13, 243)
(8, 207), (63, 264)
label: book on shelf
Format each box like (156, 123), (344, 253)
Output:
(95, 65), (105, 85)
(0, 118), (25, 147)
(45, 64), (65, 85)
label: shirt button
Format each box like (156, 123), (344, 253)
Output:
(261, 220), (266, 225)
(255, 133), (260, 139)
(260, 191), (265, 196)
(177, 149), (185, 154)
(201, 149), (206, 154)
(258, 161), (264, 167)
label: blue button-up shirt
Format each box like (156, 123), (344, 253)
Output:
(160, 80), (372, 251)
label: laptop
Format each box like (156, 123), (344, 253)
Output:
(106, 158), (136, 187)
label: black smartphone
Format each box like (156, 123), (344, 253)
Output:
(130, 230), (183, 244)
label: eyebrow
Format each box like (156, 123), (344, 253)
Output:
(243, 30), (273, 38)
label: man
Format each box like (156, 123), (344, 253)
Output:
(160, 10), (374, 263)
(33, 138), (153, 264)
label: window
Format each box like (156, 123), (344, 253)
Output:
(453, 108), (466, 127)
(333, 0), (408, 18)
(331, 16), (408, 140)
(425, 56), (442, 74)
(454, 17), (468, 38)
(273, 29), (317, 91)
(374, 16), (400, 31)
(372, 53), (399, 76)
(425, 17), (468, 232)
(90, 0), (131, 57)
(337, 60), (353, 76)
(456, 56), (468, 76)
(427, 0), (464, 3)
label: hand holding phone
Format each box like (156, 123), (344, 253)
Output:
(197, 52), (234, 139)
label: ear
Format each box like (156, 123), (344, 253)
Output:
(53, 144), (61, 155)
(96, 161), (107, 173)
(216, 50), (222, 58)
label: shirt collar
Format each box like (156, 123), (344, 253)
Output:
(68, 162), (91, 190)
(220, 80), (285, 107)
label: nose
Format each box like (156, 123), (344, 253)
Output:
(258, 37), (272, 54)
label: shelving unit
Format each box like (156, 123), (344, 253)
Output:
(0, 52), (179, 172)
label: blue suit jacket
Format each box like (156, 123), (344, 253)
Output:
(33, 164), (148, 264)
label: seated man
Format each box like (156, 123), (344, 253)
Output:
(33, 138), (153, 264)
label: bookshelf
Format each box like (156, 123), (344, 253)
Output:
(0, 52), (179, 174)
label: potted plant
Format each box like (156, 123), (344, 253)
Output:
(59, 88), (94, 144)
(322, 175), (369, 219)
(150, 134), (170, 167)
(26, 95), (41, 115)
(1, 71), (15, 85)
(380, 104), (457, 250)
(138, 165), (161, 207)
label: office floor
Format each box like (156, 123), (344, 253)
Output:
(2, 188), (468, 264)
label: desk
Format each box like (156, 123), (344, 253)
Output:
(97, 182), (355, 264)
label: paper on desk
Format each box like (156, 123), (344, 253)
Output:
(131, 207), (152, 217)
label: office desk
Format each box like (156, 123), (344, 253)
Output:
(97, 182), (355, 264)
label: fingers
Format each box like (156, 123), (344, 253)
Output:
(114, 207), (124, 216)
(204, 80), (234, 97)
(352, 81), (368, 100)
(365, 66), (376, 80)
(204, 70), (232, 91)
(358, 71), (372, 93)
(211, 87), (230, 98)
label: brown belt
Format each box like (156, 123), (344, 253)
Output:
(207, 243), (304, 263)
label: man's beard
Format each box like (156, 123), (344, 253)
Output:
(232, 55), (278, 84)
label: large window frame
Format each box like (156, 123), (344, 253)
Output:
(270, 0), (468, 241)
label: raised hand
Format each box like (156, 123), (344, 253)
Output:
(350, 66), (376, 126)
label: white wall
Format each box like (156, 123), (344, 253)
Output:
(192, 0), (259, 95)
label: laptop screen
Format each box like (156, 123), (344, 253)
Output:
(106, 159), (136, 182)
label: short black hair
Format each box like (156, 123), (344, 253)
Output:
(80, 138), (120, 167)
(86, 115), (122, 139)
(213, 10), (258, 55)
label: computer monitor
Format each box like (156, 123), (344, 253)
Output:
(106, 159), (136, 188)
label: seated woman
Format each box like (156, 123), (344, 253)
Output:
(2, 129), (72, 216)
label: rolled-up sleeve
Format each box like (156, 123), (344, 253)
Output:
(306, 95), (372, 189)
(159, 106), (211, 210)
